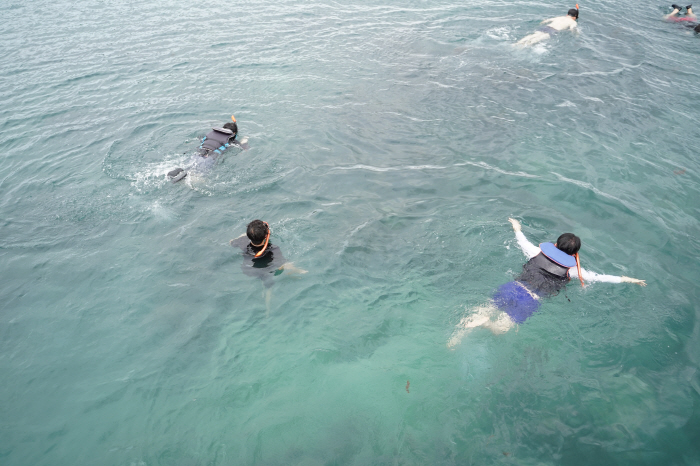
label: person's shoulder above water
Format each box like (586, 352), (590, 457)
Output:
(547, 8), (579, 31)
(230, 234), (249, 251)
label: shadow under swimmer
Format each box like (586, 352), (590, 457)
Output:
(168, 115), (249, 183)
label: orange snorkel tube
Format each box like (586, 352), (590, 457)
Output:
(231, 115), (236, 123)
(574, 252), (585, 287)
(253, 222), (270, 258)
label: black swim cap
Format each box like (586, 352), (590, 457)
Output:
(568, 8), (579, 17)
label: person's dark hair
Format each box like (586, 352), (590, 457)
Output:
(556, 233), (581, 255)
(247, 220), (268, 244)
(568, 8), (579, 18)
(223, 121), (238, 136)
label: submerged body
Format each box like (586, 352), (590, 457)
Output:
(230, 235), (287, 289)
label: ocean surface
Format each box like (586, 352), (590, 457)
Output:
(1, 0), (699, 464)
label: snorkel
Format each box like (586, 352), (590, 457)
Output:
(574, 252), (585, 287)
(253, 222), (271, 258)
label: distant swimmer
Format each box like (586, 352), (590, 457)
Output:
(230, 220), (307, 312)
(516, 5), (579, 47)
(167, 115), (249, 183)
(664, 4), (700, 32)
(447, 218), (645, 347)
(665, 4), (696, 22)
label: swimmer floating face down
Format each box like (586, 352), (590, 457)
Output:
(167, 115), (248, 183)
(447, 218), (646, 347)
(515, 4), (579, 47)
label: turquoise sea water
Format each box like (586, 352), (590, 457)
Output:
(2, 0), (700, 464)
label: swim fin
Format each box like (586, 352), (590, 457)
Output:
(168, 168), (187, 183)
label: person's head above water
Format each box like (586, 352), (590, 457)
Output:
(555, 232), (584, 286)
(223, 122), (237, 133)
(554, 233), (581, 255)
(222, 115), (238, 137)
(567, 7), (579, 19)
(247, 219), (270, 245)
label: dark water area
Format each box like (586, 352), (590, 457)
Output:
(1, 0), (699, 464)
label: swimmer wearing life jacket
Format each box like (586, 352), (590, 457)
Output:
(167, 115), (249, 183)
(665, 4), (696, 22)
(448, 218), (645, 347)
(230, 220), (307, 312)
(516, 5), (579, 47)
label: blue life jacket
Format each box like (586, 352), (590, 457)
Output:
(517, 243), (576, 296)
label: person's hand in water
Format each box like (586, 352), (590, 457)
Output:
(278, 262), (307, 275)
(508, 218), (522, 232)
(621, 276), (646, 286)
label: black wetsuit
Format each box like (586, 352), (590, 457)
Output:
(230, 237), (286, 288)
